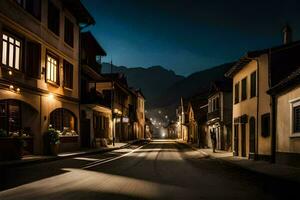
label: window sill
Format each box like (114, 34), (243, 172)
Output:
(290, 133), (300, 138)
(46, 80), (60, 88)
(47, 29), (60, 40)
(63, 87), (73, 91)
(64, 42), (74, 50)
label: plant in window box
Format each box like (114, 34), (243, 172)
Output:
(44, 125), (60, 156)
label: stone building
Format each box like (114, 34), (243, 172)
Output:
(0, 0), (94, 154)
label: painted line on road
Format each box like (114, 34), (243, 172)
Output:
(82, 144), (146, 169)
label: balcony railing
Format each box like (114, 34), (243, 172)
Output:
(207, 109), (220, 121)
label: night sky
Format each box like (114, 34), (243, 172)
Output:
(82, 0), (300, 76)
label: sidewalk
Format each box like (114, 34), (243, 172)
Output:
(178, 141), (300, 183)
(0, 140), (139, 168)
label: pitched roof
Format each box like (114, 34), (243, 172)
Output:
(61, 0), (95, 25)
(209, 79), (232, 96)
(268, 66), (300, 95)
(225, 40), (300, 82)
(81, 31), (107, 56)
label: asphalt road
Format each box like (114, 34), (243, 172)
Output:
(0, 140), (297, 200)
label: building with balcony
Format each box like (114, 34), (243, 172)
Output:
(207, 80), (232, 151)
(79, 31), (110, 148)
(0, 0), (94, 156)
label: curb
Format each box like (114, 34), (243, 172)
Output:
(177, 141), (300, 184)
(0, 139), (144, 168)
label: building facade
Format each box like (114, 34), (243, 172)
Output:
(207, 80), (232, 151)
(80, 31), (112, 148)
(268, 67), (300, 167)
(0, 0), (94, 154)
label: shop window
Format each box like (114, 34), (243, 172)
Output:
(48, 1), (60, 36)
(26, 41), (41, 78)
(50, 108), (77, 133)
(46, 53), (59, 85)
(64, 17), (74, 47)
(261, 113), (270, 137)
(2, 33), (22, 70)
(0, 100), (21, 137)
(63, 60), (73, 89)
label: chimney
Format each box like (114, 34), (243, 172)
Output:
(282, 24), (293, 44)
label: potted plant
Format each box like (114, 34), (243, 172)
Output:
(44, 126), (60, 156)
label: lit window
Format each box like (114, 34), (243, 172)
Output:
(46, 54), (59, 84)
(2, 33), (21, 70)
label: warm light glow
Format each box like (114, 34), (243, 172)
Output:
(48, 93), (54, 100)
(9, 85), (14, 90)
(16, 88), (20, 93)
(8, 70), (12, 75)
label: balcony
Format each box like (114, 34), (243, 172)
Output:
(82, 58), (102, 75)
(207, 109), (220, 121)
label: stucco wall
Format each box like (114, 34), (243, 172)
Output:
(277, 85), (300, 153)
(232, 60), (258, 157)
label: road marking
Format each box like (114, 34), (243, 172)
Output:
(82, 145), (146, 169)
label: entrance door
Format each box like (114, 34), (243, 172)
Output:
(249, 117), (256, 159)
(80, 119), (90, 148)
(234, 124), (239, 156)
(241, 123), (246, 157)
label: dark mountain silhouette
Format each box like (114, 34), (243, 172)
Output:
(153, 62), (235, 108)
(102, 63), (184, 107)
(101, 62), (234, 116)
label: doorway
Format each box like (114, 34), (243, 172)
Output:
(234, 124), (239, 156)
(241, 123), (246, 157)
(249, 117), (256, 159)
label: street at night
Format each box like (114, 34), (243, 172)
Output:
(0, 140), (297, 200)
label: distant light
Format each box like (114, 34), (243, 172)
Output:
(165, 115), (168, 119)
(9, 85), (14, 90)
(158, 110), (161, 114)
(8, 70), (12, 75)
(16, 88), (20, 93)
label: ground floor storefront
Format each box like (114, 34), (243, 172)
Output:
(0, 87), (80, 160)
(80, 104), (112, 148)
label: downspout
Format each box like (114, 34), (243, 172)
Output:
(271, 95), (276, 163)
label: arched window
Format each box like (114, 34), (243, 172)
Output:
(0, 100), (21, 136)
(50, 108), (77, 132)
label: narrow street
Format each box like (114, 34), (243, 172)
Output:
(0, 140), (297, 200)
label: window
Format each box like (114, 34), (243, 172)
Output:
(216, 97), (220, 110)
(293, 105), (300, 133)
(50, 108), (77, 132)
(63, 60), (73, 89)
(48, 1), (60, 35)
(64, 17), (74, 47)
(234, 83), (239, 104)
(46, 53), (59, 85)
(261, 113), (270, 137)
(250, 71), (257, 98)
(0, 100), (21, 137)
(2, 33), (22, 70)
(241, 77), (247, 101)
(15, 0), (41, 20)
(26, 41), (41, 78)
